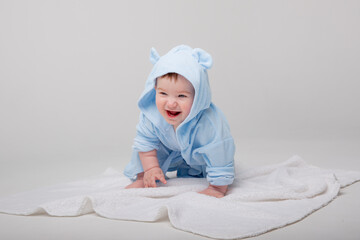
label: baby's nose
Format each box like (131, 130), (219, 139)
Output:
(167, 98), (178, 108)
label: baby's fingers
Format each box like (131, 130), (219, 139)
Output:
(144, 179), (149, 188)
(157, 174), (167, 185)
(144, 178), (153, 188)
(149, 176), (158, 187)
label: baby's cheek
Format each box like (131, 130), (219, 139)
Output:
(185, 101), (193, 114)
(155, 98), (162, 110)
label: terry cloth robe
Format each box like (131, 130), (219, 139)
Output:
(124, 45), (235, 186)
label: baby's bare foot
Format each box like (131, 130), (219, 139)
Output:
(125, 179), (145, 189)
(199, 188), (225, 198)
(199, 184), (228, 198)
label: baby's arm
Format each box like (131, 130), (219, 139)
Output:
(199, 184), (228, 198)
(140, 150), (167, 187)
(125, 150), (167, 189)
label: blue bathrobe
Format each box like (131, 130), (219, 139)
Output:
(124, 45), (235, 186)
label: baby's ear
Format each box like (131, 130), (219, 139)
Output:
(150, 47), (160, 65)
(192, 48), (213, 69)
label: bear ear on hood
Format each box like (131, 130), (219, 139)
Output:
(192, 48), (213, 69)
(150, 47), (160, 65)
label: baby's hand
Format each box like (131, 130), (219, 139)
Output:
(143, 166), (167, 188)
(199, 184), (228, 198)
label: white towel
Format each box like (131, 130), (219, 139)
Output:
(0, 156), (359, 239)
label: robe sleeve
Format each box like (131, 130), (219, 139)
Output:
(132, 113), (160, 152)
(191, 108), (236, 186)
(193, 137), (235, 186)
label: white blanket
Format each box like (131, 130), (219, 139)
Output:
(0, 156), (359, 239)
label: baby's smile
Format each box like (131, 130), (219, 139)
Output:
(166, 110), (181, 118)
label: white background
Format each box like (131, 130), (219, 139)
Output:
(0, 1), (359, 239)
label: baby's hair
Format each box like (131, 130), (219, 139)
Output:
(155, 72), (179, 86)
(161, 72), (179, 80)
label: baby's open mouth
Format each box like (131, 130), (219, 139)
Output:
(167, 110), (181, 117)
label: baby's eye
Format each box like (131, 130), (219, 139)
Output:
(178, 94), (187, 98)
(159, 92), (167, 96)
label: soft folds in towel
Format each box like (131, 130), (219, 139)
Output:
(0, 156), (359, 239)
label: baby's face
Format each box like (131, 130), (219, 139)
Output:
(155, 75), (195, 130)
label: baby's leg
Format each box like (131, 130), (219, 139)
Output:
(125, 172), (145, 189)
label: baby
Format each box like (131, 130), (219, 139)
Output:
(124, 45), (235, 198)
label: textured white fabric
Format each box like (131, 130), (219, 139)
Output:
(0, 156), (359, 239)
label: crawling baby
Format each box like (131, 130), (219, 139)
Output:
(124, 45), (235, 198)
